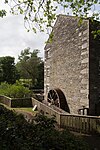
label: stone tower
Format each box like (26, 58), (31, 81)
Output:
(44, 15), (100, 115)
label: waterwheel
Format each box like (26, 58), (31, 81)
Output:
(47, 88), (70, 112)
(47, 89), (60, 107)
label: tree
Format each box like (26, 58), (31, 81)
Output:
(36, 61), (44, 89)
(16, 47), (44, 88)
(0, 0), (100, 34)
(0, 56), (20, 84)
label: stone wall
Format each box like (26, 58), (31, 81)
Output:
(11, 97), (32, 108)
(44, 15), (100, 115)
(0, 95), (11, 107)
(0, 95), (32, 108)
(44, 15), (89, 114)
(32, 98), (61, 125)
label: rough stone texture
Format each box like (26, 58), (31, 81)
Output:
(0, 95), (32, 108)
(44, 15), (100, 115)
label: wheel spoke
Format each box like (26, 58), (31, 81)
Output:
(52, 90), (55, 97)
(53, 94), (57, 100)
(49, 92), (53, 100)
(47, 89), (60, 107)
(48, 97), (52, 102)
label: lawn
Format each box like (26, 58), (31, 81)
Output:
(13, 107), (38, 115)
(0, 103), (37, 115)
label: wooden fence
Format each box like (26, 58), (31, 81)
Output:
(60, 114), (100, 134)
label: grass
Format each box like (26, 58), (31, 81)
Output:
(0, 103), (37, 115)
(13, 107), (38, 114)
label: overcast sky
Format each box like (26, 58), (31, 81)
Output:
(0, 2), (99, 63)
(0, 2), (48, 63)
(0, 1), (72, 63)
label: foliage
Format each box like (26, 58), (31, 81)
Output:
(19, 78), (33, 88)
(0, 10), (6, 18)
(33, 113), (56, 129)
(0, 56), (20, 84)
(1, 0), (100, 33)
(35, 61), (44, 89)
(0, 104), (31, 150)
(16, 48), (44, 89)
(0, 82), (32, 98)
(0, 104), (90, 150)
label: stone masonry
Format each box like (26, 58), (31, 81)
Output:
(44, 15), (100, 115)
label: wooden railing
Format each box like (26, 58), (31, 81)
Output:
(60, 114), (100, 134)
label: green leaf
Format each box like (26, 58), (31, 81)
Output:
(0, 10), (7, 18)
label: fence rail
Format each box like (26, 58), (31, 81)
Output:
(60, 114), (100, 134)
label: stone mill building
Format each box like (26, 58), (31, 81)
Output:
(44, 15), (100, 116)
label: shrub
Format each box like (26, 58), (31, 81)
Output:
(0, 104), (90, 150)
(0, 82), (10, 95)
(0, 82), (32, 98)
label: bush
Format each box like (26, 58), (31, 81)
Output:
(0, 104), (90, 150)
(0, 82), (32, 98)
(0, 82), (10, 96)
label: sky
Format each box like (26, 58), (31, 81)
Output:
(0, 1), (99, 63)
(0, 2), (49, 63)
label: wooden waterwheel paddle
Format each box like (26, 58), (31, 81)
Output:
(47, 89), (60, 107)
(47, 88), (70, 113)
